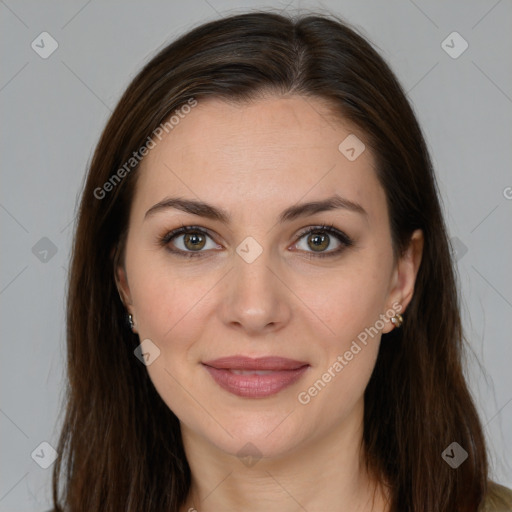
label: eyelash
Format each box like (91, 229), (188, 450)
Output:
(158, 223), (353, 259)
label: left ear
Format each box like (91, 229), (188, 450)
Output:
(382, 229), (424, 333)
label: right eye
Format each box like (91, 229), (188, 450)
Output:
(160, 225), (222, 258)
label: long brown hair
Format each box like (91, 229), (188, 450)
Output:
(53, 10), (488, 511)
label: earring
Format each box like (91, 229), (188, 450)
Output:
(127, 313), (135, 331)
(391, 313), (403, 328)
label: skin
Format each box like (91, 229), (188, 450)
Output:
(116, 95), (423, 512)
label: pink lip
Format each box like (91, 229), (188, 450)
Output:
(202, 356), (310, 398)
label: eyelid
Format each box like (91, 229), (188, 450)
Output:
(294, 224), (352, 246)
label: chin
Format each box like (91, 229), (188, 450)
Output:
(215, 401), (322, 459)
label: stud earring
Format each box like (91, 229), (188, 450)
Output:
(391, 313), (403, 328)
(127, 313), (135, 331)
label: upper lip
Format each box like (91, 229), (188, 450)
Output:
(202, 356), (309, 371)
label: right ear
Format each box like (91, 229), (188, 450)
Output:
(112, 244), (133, 309)
(115, 264), (133, 308)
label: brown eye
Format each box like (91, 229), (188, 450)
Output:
(307, 232), (330, 252)
(161, 226), (221, 257)
(293, 225), (353, 258)
(183, 232), (206, 251)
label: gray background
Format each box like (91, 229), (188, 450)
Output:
(1, 0), (511, 510)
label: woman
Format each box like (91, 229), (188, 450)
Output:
(50, 10), (512, 512)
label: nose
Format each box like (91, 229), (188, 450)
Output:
(218, 247), (292, 336)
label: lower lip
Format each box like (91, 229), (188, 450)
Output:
(203, 364), (309, 398)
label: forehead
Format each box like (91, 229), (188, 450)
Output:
(133, 95), (384, 221)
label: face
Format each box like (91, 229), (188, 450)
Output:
(116, 95), (422, 461)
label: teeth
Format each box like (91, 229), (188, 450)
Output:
(230, 370), (277, 375)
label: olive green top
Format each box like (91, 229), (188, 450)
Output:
(480, 481), (512, 511)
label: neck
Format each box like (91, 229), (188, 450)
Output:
(179, 398), (389, 512)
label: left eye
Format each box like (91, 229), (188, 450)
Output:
(292, 226), (352, 257)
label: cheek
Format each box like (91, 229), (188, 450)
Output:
(294, 251), (391, 400)
(131, 272), (207, 344)
(127, 266), (211, 420)
(297, 285), (384, 422)
(297, 254), (391, 340)
(125, 247), (189, 338)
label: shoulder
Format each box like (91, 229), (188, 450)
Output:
(480, 481), (512, 512)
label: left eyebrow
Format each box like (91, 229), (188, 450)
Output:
(279, 194), (367, 222)
(144, 194), (367, 223)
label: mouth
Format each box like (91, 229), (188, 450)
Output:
(202, 356), (310, 398)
